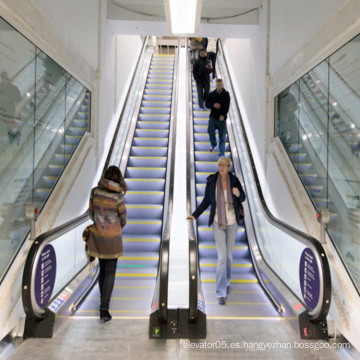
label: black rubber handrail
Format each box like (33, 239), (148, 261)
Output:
(219, 41), (331, 321)
(22, 211), (89, 319)
(157, 41), (180, 323)
(186, 38), (201, 321)
(103, 37), (149, 170)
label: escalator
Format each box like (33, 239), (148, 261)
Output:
(190, 76), (279, 318)
(72, 53), (175, 318)
(33, 90), (91, 210)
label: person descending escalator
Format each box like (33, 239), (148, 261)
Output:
(187, 156), (246, 305)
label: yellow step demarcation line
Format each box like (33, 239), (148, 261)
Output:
(200, 263), (252, 268)
(143, 95), (171, 98)
(199, 245), (248, 250)
(147, 74), (173, 77)
(141, 108), (171, 112)
(137, 121), (170, 125)
(194, 125), (208, 128)
(196, 172), (213, 176)
(147, 78), (172, 82)
(116, 273), (157, 277)
(136, 129), (169, 133)
(146, 84), (172, 87)
(195, 161), (218, 165)
(201, 278), (258, 284)
(142, 101), (171, 104)
(144, 88), (171, 91)
(195, 132), (211, 136)
(123, 237), (160, 242)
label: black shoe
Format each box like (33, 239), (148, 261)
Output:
(227, 285), (230, 294)
(100, 310), (112, 322)
(209, 146), (215, 152)
(217, 297), (226, 305)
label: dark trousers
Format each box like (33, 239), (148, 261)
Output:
(207, 52), (217, 78)
(98, 258), (118, 311)
(196, 81), (210, 109)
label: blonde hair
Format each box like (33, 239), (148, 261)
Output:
(218, 156), (232, 167)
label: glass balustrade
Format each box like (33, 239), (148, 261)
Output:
(275, 33), (360, 295)
(0, 17), (91, 283)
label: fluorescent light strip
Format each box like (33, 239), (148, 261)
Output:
(169, 0), (197, 34)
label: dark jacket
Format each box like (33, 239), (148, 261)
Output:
(192, 172), (246, 226)
(88, 178), (127, 259)
(205, 88), (230, 120)
(192, 55), (212, 84)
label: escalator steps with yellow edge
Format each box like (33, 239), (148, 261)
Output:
(192, 76), (280, 319)
(74, 54), (174, 318)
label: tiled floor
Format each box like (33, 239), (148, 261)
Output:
(5, 317), (349, 360)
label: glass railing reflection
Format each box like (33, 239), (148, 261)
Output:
(0, 16), (91, 284)
(275, 33), (360, 295)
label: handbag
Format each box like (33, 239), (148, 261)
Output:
(82, 224), (95, 262)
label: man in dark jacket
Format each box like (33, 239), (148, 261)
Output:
(192, 49), (212, 109)
(205, 78), (230, 157)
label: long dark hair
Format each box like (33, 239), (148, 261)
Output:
(103, 166), (127, 193)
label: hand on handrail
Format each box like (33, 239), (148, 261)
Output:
(186, 215), (195, 221)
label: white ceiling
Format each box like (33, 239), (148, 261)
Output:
(107, 0), (261, 38)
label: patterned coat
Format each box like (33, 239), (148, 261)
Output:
(87, 177), (127, 259)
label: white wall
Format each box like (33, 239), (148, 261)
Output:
(0, 0), (142, 340)
(223, 0), (360, 351)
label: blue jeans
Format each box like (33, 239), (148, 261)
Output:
(213, 221), (238, 298)
(208, 117), (227, 156)
(98, 258), (118, 311)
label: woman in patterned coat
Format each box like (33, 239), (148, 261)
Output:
(88, 166), (127, 322)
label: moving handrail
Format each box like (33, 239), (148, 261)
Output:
(218, 41), (331, 322)
(149, 39), (180, 324)
(186, 39), (205, 322)
(22, 211), (92, 319)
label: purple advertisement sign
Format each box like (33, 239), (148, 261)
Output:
(299, 247), (320, 310)
(34, 244), (57, 308)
